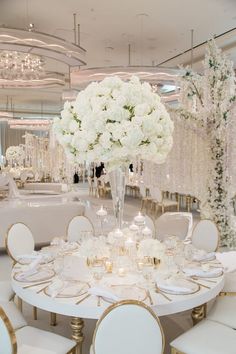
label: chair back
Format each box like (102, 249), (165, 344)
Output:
(150, 186), (162, 203)
(6, 223), (35, 261)
(191, 219), (219, 252)
(0, 307), (17, 354)
(156, 212), (190, 241)
(145, 215), (156, 237)
(139, 183), (146, 198)
(92, 300), (164, 354)
(67, 215), (94, 242)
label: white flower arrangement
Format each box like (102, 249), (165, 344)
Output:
(177, 40), (236, 247)
(137, 239), (166, 260)
(53, 76), (174, 170)
(6, 146), (25, 163)
(77, 238), (110, 259)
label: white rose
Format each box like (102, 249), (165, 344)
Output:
(99, 132), (112, 148)
(134, 103), (151, 116)
(120, 128), (144, 148)
(69, 120), (79, 133)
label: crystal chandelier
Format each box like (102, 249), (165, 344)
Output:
(0, 51), (45, 80)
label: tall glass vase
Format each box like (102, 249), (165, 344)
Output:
(108, 165), (127, 229)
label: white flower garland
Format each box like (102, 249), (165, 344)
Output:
(53, 76), (174, 170)
(177, 40), (236, 247)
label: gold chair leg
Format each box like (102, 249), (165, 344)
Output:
(161, 205), (164, 214)
(33, 306), (37, 320)
(50, 312), (57, 326)
(171, 347), (185, 354)
(17, 297), (23, 312)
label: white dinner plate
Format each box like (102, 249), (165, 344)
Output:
(157, 278), (200, 295)
(102, 285), (147, 304)
(44, 281), (89, 298)
(183, 267), (223, 278)
(14, 268), (55, 283)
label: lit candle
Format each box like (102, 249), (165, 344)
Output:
(134, 212), (145, 224)
(129, 223), (139, 232)
(105, 260), (113, 273)
(125, 237), (134, 248)
(142, 226), (152, 238)
(113, 228), (124, 238)
(118, 267), (126, 277)
(96, 205), (108, 217)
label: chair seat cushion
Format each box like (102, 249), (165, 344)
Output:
(0, 301), (27, 330)
(208, 296), (236, 329)
(0, 281), (14, 301)
(163, 199), (178, 206)
(170, 319), (236, 354)
(16, 326), (76, 354)
(221, 272), (236, 292)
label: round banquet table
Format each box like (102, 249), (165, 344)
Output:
(12, 259), (225, 354)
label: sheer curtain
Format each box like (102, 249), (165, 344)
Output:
(0, 122), (26, 155)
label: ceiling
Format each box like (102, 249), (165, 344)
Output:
(0, 0), (235, 116)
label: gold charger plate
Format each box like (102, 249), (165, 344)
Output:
(44, 281), (90, 298)
(102, 284), (148, 304)
(14, 268), (55, 283)
(157, 281), (200, 295)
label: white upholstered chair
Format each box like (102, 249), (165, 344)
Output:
(149, 186), (179, 215)
(87, 176), (94, 195)
(145, 215), (156, 237)
(170, 318), (236, 354)
(206, 252), (236, 330)
(0, 301), (27, 331)
(90, 300), (164, 354)
(191, 219), (219, 252)
(139, 183), (151, 212)
(0, 306), (76, 354)
(5, 223), (53, 323)
(67, 215), (94, 242)
(6, 223), (35, 263)
(155, 212), (191, 241)
(0, 281), (14, 302)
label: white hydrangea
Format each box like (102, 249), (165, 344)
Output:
(53, 76), (174, 169)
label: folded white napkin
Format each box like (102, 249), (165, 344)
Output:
(157, 278), (196, 294)
(192, 250), (215, 262)
(183, 267), (222, 277)
(17, 267), (39, 281)
(88, 286), (119, 302)
(216, 251), (236, 273)
(16, 251), (39, 260)
(46, 278), (64, 298)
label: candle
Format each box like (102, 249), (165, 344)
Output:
(118, 267), (126, 277)
(105, 260), (113, 273)
(96, 206), (108, 217)
(125, 237), (134, 248)
(134, 212), (145, 224)
(142, 226), (152, 238)
(129, 223), (139, 232)
(113, 228), (124, 238)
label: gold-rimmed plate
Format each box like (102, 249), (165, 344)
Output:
(44, 280), (90, 298)
(102, 284), (147, 304)
(14, 268), (55, 283)
(17, 255), (54, 266)
(157, 279), (200, 295)
(183, 267), (224, 279)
